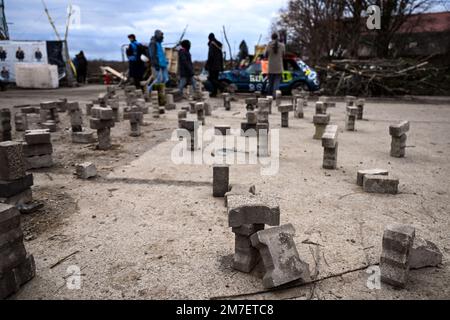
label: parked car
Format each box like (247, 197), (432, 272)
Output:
(212, 56), (320, 95)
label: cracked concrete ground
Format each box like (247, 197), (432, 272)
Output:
(1, 85), (449, 300)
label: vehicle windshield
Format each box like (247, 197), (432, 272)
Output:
(246, 63), (262, 74)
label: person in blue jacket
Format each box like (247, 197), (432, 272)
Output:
(126, 34), (145, 89)
(148, 30), (169, 92)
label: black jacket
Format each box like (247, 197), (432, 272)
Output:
(205, 40), (223, 72)
(178, 48), (194, 78)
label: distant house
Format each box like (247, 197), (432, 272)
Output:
(358, 11), (450, 58)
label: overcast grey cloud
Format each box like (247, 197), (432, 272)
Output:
(6, 0), (288, 61)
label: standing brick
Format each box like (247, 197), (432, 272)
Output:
(380, 224), (415, 288)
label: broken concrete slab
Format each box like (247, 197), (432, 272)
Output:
(250, 224), (311, 288)
(410, 237), (443, 270)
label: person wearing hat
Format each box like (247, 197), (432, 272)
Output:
(205, 33), (224, 97)
(148, 29), (169, 92)
(178, 39), (196, 97)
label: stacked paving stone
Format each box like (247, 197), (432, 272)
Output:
(85, 102), (94, 116)
(345, 96), (357, 107)
(278, 104), (294, 128)
(241, 110), (257, 137)
(251, 224), (311, 288)
(389, 121), (410, 158)
(108, 97), (121, 122)
(321, 125), (339, 169)
(177, 110), (187, 128)
(256, 98), (270, 125)
(151, 91), (160, 118)
(294, 94), (307, 119)
(356, 99), (365, 120)
(227, 194), (280, 273)
(14, 112), (28, 132)
(245, 98), (258, 111)
(39, 101), (59, 132)
(256, 123), (270, 157)
(0, 203), (36, 299)
(224, 184), (256, 207)
(129, 106), (143, 137)
(165, 94), (176, 110)
(90, 106), (115, 150)
(380, 224), (415, 288)
(313, 113), (330, 140)
(213, 165), (229, 197)
(227, 194), (310, 288)
(23, 130), (53, 169)
(319, 96), (335, 108)
(21, 107), (41, 131)
(178, 120), (199, 151)
(315, 101), (327, 115)
(0, 109), (12, 142)
(56, 98), (68, 112)
(223, 93), (231, 111)
(195, 102), (205, 125)
(345, 106), (358, 131)
(356, 168), (399, 194)
(0, 141), (35, 208)
(68, 102), (95, 144)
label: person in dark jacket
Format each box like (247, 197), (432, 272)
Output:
(205, 33), (224, 97)
(126, 34), (145, 89)
(178, 40), (196, 96)
(0, 47), (7, 61)
(74, 51), (88, 84)
(35, 48), (43, 62)
(16, 47), (25, 62)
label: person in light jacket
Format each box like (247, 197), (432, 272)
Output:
(265, 33), (285, 98)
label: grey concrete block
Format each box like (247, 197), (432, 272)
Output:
(25, 154), (53, 169)
(313, 114), (330, 125)
(225, 184), (256, 207)
(76, 162), (97, 180)
(214, 125), (231, 136)
(213, 165), (229, 198)
(0, 141), (26, 181)
(322, 125), (339, 148)
(389, 121), (410, 137)
(315, 102), (326, 114)
(72, 131), (96, 144)
(0, 188), (33, 206)
(250, 224), (311, 288)
(410, 237), (443, 270)
(363, 175), (399, 194)
(0, 174), (33, 198)
(13, 254), (36, 287)
(23, 143), (53, 157)
(380, 224), (415, 288)
(357, 169), (389, 186)
(89, 118), (115, 130)
(97, 128), (112, 150)
(91, 106), (114, 121)
(323, 142), (338, 170)
(227, 194), (280, 228)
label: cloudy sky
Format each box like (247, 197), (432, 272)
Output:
(7, 0), (288, 61)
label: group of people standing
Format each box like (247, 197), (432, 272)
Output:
(126, 31), (285, 98)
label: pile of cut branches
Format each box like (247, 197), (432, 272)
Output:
(316, 57), (450, 96)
